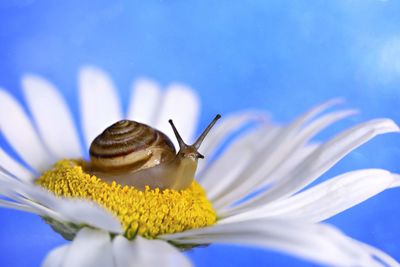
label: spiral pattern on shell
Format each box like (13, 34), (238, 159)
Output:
(89, 120), (176, 172)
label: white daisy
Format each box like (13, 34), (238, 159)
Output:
(0, 66), (399, 267)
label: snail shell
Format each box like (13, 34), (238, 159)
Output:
(89, 120), (176, 173)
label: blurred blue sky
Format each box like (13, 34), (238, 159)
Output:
(0, 1), (400, 266)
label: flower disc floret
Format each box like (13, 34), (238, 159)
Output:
(36, 160), (217, 239)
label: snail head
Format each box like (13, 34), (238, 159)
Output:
(168, 114), (221, 160)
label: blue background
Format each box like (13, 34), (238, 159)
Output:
(0, 1), (400, 266)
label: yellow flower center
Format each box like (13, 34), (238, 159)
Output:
(36, 160), (217, 239)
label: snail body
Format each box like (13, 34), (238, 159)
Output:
(88, 115), (221, 190)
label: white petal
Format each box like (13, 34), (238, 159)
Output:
(262, 143), (319, 187)
(201, 100), (342, 202)
(0, 173), (62, 219)
(269, 169), (394, 223)
(0, 89), (52, 171)
(127, 78), (162, 125)
(0, 198), (36, 213)
(200, 125), (280, 197)
(247, 99), (343, 166)
(356, 241), (400, 267)
(153, 83), (200, 148)
(220, 169), (395, 224)
(42, 245), (69, 267)
(197, 111), (268, 174)
(0, 170), (122, 233)
(55, 199), (122, 234)
(390, 174), (400, 188)
(23, 186), (122, 233)
(162, 219), (394, 267)
(62, 228), (114, 267)
(113, 235), (192, 267)
(213, 109), (356, 210)
(0, 148), (34, 181)
(212, 144), (319, 212)
(222, 119), (400, 216)
(288, 98), (345, 129)
(22, 75), (82, 159)
(261, 110), (357, 185)
(79, 66), (123, 149)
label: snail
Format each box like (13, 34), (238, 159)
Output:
(87, 114), (221, 190)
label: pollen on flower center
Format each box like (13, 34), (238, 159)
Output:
(36, 160), (217, 239)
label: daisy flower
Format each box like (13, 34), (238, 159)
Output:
(0, 66), (399, 267)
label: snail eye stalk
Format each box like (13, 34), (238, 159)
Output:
(169, 114), (222, 151)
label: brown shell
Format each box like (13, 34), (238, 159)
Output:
(89, 120), (176, 172)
